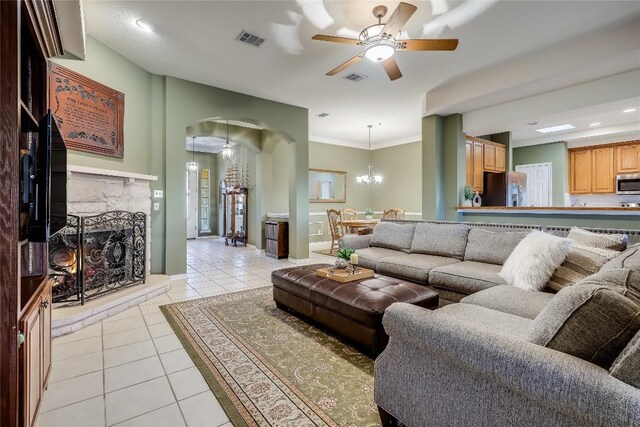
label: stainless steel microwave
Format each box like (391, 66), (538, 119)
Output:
(616, 173), (640, 195)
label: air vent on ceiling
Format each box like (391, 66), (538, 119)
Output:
(344, 73), (367, 82)
(317, 113), (330, 118)
(236, 30), (265, 47)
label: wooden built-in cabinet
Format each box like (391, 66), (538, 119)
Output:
(616, 143), (640, 173)
(466, 136), (507, 193)
(569, 141), (640, 194)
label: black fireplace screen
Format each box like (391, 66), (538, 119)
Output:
(49, 211), (146, 304)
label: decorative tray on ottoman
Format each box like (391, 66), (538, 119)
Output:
(315, 266), (375, 283)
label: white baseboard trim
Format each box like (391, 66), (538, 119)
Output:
(196, 235), (220, 240)
(170, 273), (188, 280)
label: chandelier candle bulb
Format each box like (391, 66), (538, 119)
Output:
(350, 253), (359, 265)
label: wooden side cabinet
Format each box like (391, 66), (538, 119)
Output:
(570, 150), (592, 194)
(265, 221), (288, 259)
(591, 146), (615, 193)
(617, 143), (640, 173)
(21, 280), (52, 427)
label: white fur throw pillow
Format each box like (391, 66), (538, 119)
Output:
(500, 231), (572, 291)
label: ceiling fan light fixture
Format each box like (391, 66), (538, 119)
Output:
(364, 40), (395, 62)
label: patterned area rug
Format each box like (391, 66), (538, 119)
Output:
(312, 249), (337, 256)
(161, 287), (378, 427)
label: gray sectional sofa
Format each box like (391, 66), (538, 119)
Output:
(339, 220), (640, 426)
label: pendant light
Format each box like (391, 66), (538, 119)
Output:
(356, 125), (382, 185)
(222, 120), (233, 161)
(187, 137), (198, 172)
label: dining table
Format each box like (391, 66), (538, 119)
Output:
(339, 219), (380, 234)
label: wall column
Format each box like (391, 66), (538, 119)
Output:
(443, 114), (465, 221)
(422, 115), (444, 219)
(288, 140), (309, 259)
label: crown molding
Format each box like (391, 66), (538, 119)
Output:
(370, 135), (421, 150)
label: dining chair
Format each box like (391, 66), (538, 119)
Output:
(326, 209), (343, 256)
(382, 208), (405, 220)
(341, 208), (357, 234)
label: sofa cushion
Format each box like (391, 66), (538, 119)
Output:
(435, 303), (532, 340)
(410, 222), (470, 260)
(528, 284), (640, 369)
(567, 227), (628, 259)
(429, 261), (506, 295)
(500, 231), (572, 291)
(376, 254), (460, 284)
(548, 246), (610, 292)
(601, 243), (640, 271)
(461, 285), (554, 320)
(369, 222), (416, 253)
(464, 229), (530, 265)
(354, 247), (402, 270)
(576, 268), (640, 307)
(610, 329), (640, 388)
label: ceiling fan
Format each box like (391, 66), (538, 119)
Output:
(312, 2), (458, 81)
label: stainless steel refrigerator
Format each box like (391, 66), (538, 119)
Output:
(482, 171), (528, 206)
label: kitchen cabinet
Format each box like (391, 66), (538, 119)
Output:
(616, 143), (640, 173)
(483, 144), (496, 171)
(465, 141), (473, 186)
(21, 280), (52, 427)
(495, 146), (506, 172)
(570, 149), (592, 194)
(591, 147), (615, 193)
(473, 141), (484, 193)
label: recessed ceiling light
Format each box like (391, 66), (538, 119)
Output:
(589, 122), (601, 127)
(317, 113), (329, 118)
(623, 108), (637, 113)
(535, 124), (575, 134)
(136, 19), (154, 33)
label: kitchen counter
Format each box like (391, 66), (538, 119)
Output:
(457, 206), (640, 215)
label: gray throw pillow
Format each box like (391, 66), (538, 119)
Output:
(601, 243), (640, 271)
(576, 268), (640, 307)
(548, 247), (609, 292)
(464, 229), (530, 265)
(410, 223), (470, 260)
(610, 329), (640, 388)
(369, 222), (416, 253)
(567, 227), (628, 258)
(528, 284), (640, 369)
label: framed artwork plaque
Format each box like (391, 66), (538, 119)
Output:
(47, 62), (125, 158)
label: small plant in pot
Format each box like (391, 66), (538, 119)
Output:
(462, 185), (473, 207)
(335, 248), (355, 269)
(364, 208), (374, 220)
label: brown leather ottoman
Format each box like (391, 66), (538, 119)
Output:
(271, 263), (439, 356)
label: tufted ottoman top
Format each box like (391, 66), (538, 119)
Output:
(271, 264), (438, 327)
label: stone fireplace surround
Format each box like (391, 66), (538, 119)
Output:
(51, 166), (170, 337)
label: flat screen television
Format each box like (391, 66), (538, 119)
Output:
(28, 111), (67, 242)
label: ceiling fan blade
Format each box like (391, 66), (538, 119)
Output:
(397, 39), (459, 51)
(326, 53), (364, 76)
(382, 57), (402, 81)
(381, 2), (417, 38)
(312, 34), (360, 45)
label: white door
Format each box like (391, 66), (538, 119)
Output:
(516, 163), (552, 207)
(186, 168), (198, 239)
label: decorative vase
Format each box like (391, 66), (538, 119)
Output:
(365, 215), (373, 220)
(462, 199), (472, 207)
(335, 258), (348, 269)
(472, 192), (482, 207)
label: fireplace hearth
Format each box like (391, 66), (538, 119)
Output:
(49, 210), (146, 304)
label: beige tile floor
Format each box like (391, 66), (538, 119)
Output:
(37, 239), (333, 427)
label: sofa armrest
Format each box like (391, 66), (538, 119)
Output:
(379, 303), (640, 425)
(338, 235), (371, 250)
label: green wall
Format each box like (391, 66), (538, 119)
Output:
(371, 142), (421, 213)
(512, 141), (569, 206)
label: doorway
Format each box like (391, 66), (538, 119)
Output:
(186, 167), (198, 239)
(515, 162), (552, 207)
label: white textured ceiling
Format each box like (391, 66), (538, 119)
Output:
(83, 0), (640, 147)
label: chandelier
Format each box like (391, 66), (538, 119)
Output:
(356, 124), (382, 185)
(187, 136), (198, 172)
(222, 120), (233, 161)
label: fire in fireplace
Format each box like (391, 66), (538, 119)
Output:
(49, 211), (146, 304)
